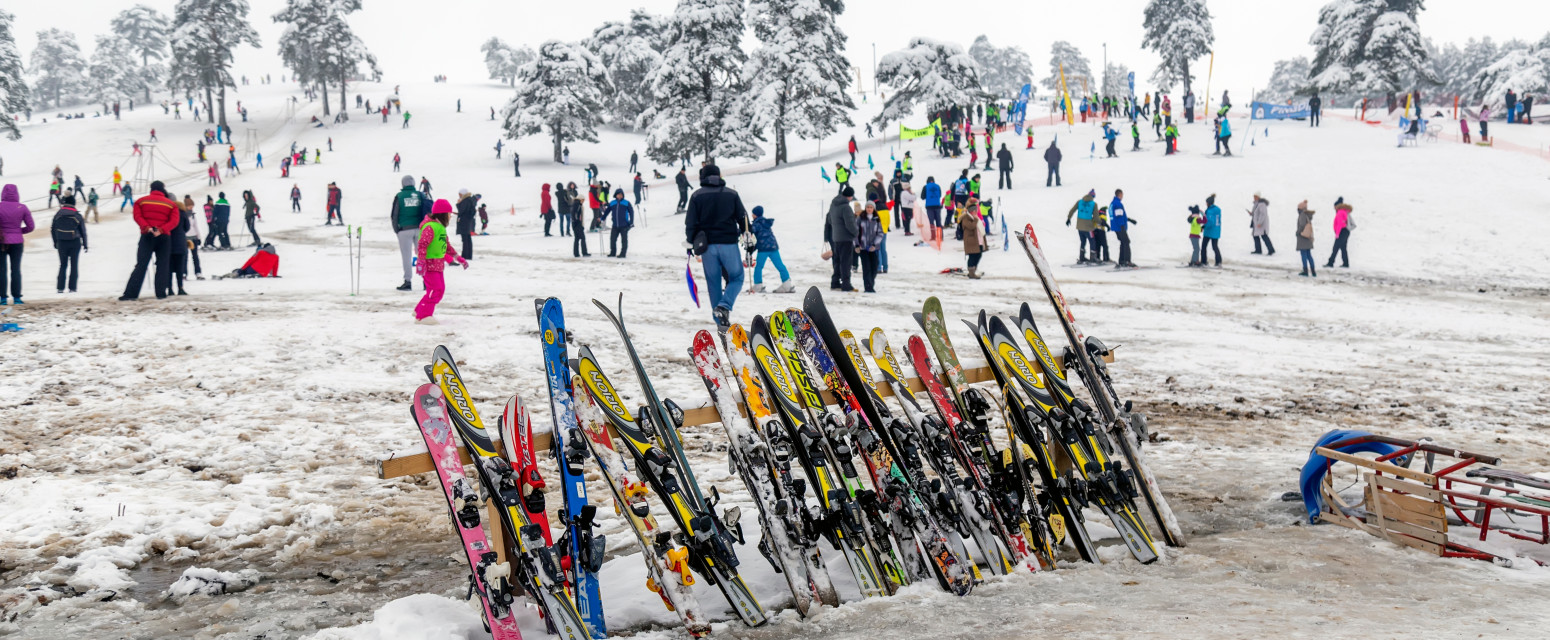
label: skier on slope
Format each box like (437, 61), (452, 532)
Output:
(848, 135), (858, 164)
(748, 205), (793, 293)
(1065, 190), (1097, 263)
(675, 168), (691, 212)
(291, 184), (302, 212)
(684, 165), (749, 329)
(1103, 123), (1119, 158)
(327, 183), (343, 225)
(1043, 140), (1062, 187)
(1111, 189), (1137, 268)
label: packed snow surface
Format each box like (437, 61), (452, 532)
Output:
(1, 80), (1548, 639)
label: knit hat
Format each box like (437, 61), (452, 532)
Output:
(431, 199), (453, 215)
(841, 185), (855, 198)
(1335, 196), (1344, 206)
(458, 188), (470, 196)
(401, 175), (414, 188)
(700, 164), (721, 178)
(752, 205), (764, 217)
(1087, 189), (1096, 197)
(59, 194), (75, 206)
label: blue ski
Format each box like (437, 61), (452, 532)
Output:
(537, 297), (605, 636)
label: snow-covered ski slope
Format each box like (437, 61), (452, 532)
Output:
(1, 80), (1548, 639)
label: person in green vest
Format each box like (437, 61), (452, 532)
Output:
(834, 162), (850, 195)
(413, 198), (469, 324)
(1165, 123), (1180, 155)
(1186, 205), (1205, 266)
(902, 151), (913, 172)
(390, 175), (428, 291)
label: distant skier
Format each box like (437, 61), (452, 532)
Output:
(327, 182), (343, 225)
(494, 139), (503, 159)
(1043, 140), (1062, 187)
(403, 111), (412, 128)
(1103, 122), (1118, 158)
(291, 184), (302, 212)
(848, 135), (858, 163)
(629, 150), (638, 174)
(675, 168), (691, 213)
(1111, 189), (1137, 267)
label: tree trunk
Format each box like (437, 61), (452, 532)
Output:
(217, 86), (228, 134)
(142, 52), (151, 102)
(339, 76), (348, 114)
(552, 121), (564, 163)
(204, 85), (214, 126)
(320, 79), (331, 116)
(1182, 60), (1191, 96)
(774, 122), (786, 166)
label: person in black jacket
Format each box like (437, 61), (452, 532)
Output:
(170, 194), (191, 295)
(684, 164), (748, 328)
(823, 186), (858, 291)
(996, 144), (1014, 189)
(51, 194), (87, 293)
(1044, 141), (1062, 187)
(569, 182), (589, 257)
(675, 168), (691, 213)
(455, 189), (478, 260)
(1309, 93), (1322, 127)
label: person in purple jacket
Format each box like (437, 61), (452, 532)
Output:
(0, 184), (37, 304)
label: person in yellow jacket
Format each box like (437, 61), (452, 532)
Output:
(112, 168), (122, 195)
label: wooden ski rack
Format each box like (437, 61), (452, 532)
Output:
(375, 354), (1111, 481)
(1315, 435), (1548, 565)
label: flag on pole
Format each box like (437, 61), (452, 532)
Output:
(685, 258), (701, 308)
(1059, 64), (1074, 126)
(867, 155), (874, 170)
(821, 167), (831, 182)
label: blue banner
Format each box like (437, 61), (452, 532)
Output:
(1012, 83), (1031, 134)
(1251, 101), (1310, 120)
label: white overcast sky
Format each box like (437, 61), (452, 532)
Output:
(11, 1), (1550, 99)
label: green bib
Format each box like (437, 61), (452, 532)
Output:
(421, 220), (448, 259)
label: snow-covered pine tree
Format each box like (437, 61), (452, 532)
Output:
(640, 0), (759, 164)
(1437, 37), (1504, 99)
(1464, 36), (1550, 109)
(1102, 62), (1133, 98)
(29, 29), (88, 109)
(275, 0), (377, 116)
(742, 0), (854, 165)
(111, 5), (170, 102)
(1142, 0), (1214, 94)
(501, 40), (612, 162)
(481, 38), (534, 86)
(969, 35), (1035, 99)
(169, 0), (259, 132)
(0, 9), (27, 140)
(1042, 41), (1092, 95)
(1262, 56), (1312, 102)
(873, 37), (982, 128)
(1308, 0), (1435, 95)
(586, 10), (665, 129)
(87, 35), (145, 107)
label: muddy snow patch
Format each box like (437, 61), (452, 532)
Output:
(164, 567), (261, 600)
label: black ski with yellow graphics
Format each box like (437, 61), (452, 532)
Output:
(572, 343), (767, 627)
(787, 305), (975, 596)
(915, 297), (1063, 567)
(980, 313), (1158, 564)
(862, 328), (1017, 576)
(748, 314), (891, 599)
(426, 345), (594, 640)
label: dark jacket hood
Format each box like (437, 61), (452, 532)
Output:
(700, 175), (725, 189)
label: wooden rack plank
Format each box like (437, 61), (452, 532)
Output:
(375, 359), (1091, 481)
(1371, 473), (1442, 501)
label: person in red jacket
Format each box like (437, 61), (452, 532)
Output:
(540, 183), (554, 236)
(120, 181), (182, 300)
(848, 135), (858, 163)
(326, 182), (342, 225)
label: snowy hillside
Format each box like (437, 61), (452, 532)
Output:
(2, 79), (1549, 640)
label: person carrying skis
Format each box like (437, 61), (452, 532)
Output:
(51, 193), (87, 293)
(1065, 190), (1097, 263)
(1111, 189), (1137, 268)
(1249, 193), (1274, 255)
(685, 164), (749, 329)
(1288, 199), (1317, 277)
(603, 189), (634, 258)
(1200, 194), (1222, 266)
(413, 199), (469, 325)
(1043, 140), (1062, 187)
(327, 183), (343, 225)
(390, 175), (427, 291)
(1326, 197), (1354, 268)
(675, 168), (691, 212)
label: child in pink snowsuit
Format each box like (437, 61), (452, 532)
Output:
(414, 199), (468, 323)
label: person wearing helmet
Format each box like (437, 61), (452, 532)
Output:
(413, 198), (469, 324)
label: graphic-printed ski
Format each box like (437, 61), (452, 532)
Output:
(570, 371), (711, 637)
(427, 345), (593, 640)
(1017, 224), (1186, 548)
(410, 383), (522, 640)
(536, 298), (606, 634)
(499, 393), (552, 545)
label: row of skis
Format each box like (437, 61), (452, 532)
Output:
(406, 225), (1187, 639)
